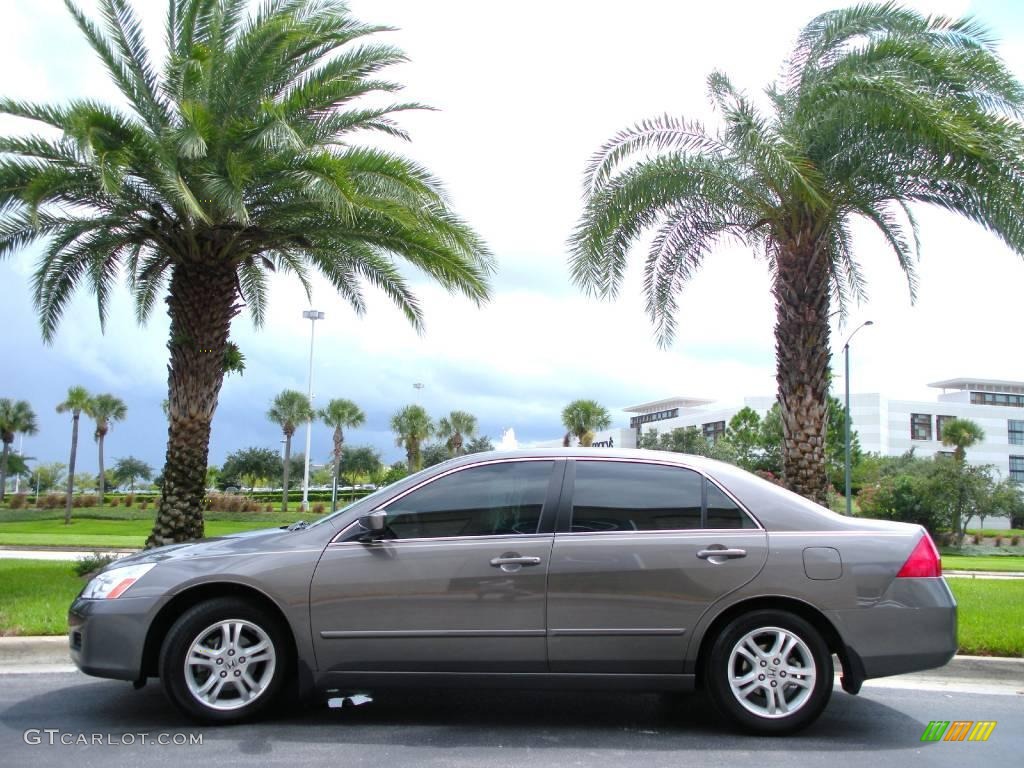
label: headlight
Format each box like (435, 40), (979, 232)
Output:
(81, 563), (156, 599)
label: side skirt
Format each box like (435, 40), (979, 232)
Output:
(318, 671), (696, 692)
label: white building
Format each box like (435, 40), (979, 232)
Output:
(619, 379), (1023, 484)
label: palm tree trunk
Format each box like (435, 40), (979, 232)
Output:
(64, 413), (80, 525)
(147, 261), (239, 548)
(774, 238), (832, 504)
(96, 433), (105, 509)
(282, 432), (292, 514)
(331, 426), (343, 511)
(0, 441), (10, 501)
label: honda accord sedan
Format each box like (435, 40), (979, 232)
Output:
(68, 449), (956, 734)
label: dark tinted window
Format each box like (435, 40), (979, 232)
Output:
(572, 461), (702, 531)
(706, 481), (756, 529)
(383, 461), (554, 539)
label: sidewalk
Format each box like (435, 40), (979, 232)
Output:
(0, 547), (137, 561)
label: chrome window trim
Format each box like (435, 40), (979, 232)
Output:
(570, 456), (765, 532)
(327, 457), (558, 545)
(329, 531), (554, 547)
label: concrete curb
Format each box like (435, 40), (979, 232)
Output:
(0, 636), (72, 666)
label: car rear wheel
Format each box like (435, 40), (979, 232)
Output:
(705, 609), (832, 734)
(159, 597), (290, 723)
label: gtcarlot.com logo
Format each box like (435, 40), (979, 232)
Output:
(23, 729), (203, 746)
(920, 721), (997, 742)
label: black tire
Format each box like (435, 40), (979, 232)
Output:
(704, 610), (832, 735)
(159, 597), (291, 724)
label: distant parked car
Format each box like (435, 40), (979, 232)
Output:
(69, 449), (955, 734)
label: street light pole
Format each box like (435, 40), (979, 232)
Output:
(301, 309), (324, 512)
(843, 320), (874, 516)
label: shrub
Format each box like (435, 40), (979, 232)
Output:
(264, 504), (273, 513)
(39, 493), (63, 509)
(111, 496), (121, 507)
(124, 494), (134, 507)
(973, 533), (982, 545)
(994, 535), (1003, 547)
(312, 502), (325, 515)
(74, 554), (118, 578)
(1012, 535), (1020, 546)
(139, 499), (149, 511)
(8, 494), (26, 510)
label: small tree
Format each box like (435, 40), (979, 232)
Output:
(941, 418), (986, 546)
(56, 387), (92, 524)
(0, 398), (38, 501)
(267, 390), (314, 513)
(87, 394), (127, 507)
(465, 435), (494, 454)
(391, 405), (434, 472)
(437, 411), (478, 456)
(220, 448), (282, 494)
(561, 400), (611, 447)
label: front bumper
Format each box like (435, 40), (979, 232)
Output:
(68, 595), (161, 682)
(827, 577), (958, 680)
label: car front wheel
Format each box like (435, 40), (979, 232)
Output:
(159, 597), (290, 723)
(705, 610), (833, 734)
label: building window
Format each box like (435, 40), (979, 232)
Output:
(1010, 420), (1024, 446)
(911, 413), (932, 441)
(936, 415), (955, 442)
(702, 421), (726, 444)
(971, 392), (1024, 408)
(1011, 456), (1024, 484)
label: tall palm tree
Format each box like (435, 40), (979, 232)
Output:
(267, 390), (314, 513)
(561, 400), (611, 447)
(0, 399), (38, 501)
(391, 405), (434, 471)
(437, 410), (478, 456)
(0, 1), (493, 546)
(319, 398), (365, 509)
(57, 386), (92, 524)
(940, 417), (986, 546)
(570, 4), (1024, 503)
(87, 393), (127, 507)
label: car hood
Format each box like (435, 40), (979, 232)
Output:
(110, 526), (298, 569)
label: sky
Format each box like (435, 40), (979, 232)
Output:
(0, 0), (1022, 474)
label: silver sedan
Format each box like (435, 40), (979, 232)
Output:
(69, 449), (956, 734)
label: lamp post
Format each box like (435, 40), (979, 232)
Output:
(413, 382), (424, 402)
(301, 310), (324, 512)
(843, 320), (874, 516)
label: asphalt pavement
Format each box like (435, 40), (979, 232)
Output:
(0, 671), (1020, 768)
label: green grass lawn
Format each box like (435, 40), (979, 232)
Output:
(942, 555), (1024, 572)
(948, 579), (1024, 657)
(0, 559), (85, 635)
(0, 518), (287, 548)
(1, 559), (1021, 657)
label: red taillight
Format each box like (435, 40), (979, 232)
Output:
(897, 533), (942, 578)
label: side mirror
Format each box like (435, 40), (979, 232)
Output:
(360, 509), (387, 533)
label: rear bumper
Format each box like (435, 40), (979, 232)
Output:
(827, 577), (957, 680)
(68, 595), (160, 682)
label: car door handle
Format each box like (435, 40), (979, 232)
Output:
(696, 548), (747, 560)
(490, 555), (542, 567)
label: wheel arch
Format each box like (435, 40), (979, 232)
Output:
(142, 581), (300, 682)
(691, 595), (864, 694)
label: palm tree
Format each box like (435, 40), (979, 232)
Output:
(267, 390), (314, 513)
(940, 418), (986, 464)
(57, 386), (92, 524)
(319, 398), (365, 510)
(561, 400), (611, 447)
(391, 405), (434, 471)
(941, 417), (986, 545)
(569, 4), (1024, 503)
(0, 399), (38, 501)
(0, 1), (493, 546)
(87, 393), (127, 507)
(437, 410), (478, 456)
